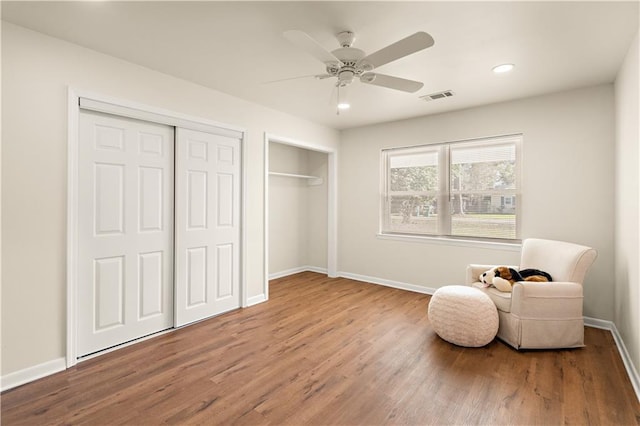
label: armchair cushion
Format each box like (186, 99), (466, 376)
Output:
(471, 282), (513, 312)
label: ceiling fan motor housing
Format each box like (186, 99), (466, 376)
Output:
(327, 46), (370, 85)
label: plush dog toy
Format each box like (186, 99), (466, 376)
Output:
(480, 266), (553, 292)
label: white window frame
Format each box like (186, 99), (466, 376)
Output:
(380, 134), (522, 243)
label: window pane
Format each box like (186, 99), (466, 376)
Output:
(389, 151), (439, 192)
(451, 144), (516, 191)
(451, 194), (516, 239)
(381, 135), (520, 241)
(388, 195), (439, 234)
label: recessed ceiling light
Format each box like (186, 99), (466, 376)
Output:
(337, 102), (350, 110)
(493, 63), (515, 74)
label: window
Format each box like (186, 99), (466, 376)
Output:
(381, 134), (521, 241)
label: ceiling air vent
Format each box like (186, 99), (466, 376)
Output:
(420, 90), (454, 102)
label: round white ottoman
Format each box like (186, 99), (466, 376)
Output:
(428, 285), (498, 347)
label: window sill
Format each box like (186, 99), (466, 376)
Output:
(376, 233), (521, 251)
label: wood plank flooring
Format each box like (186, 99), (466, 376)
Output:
(2, 272), (639, 425)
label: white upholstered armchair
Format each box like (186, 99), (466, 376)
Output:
(466, 238), (597, 349)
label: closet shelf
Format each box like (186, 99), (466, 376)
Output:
(269, 171), (323, 186)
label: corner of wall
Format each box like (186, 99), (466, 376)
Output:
(613, 28), (640, 391)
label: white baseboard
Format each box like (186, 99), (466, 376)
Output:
(610, 322), (640, 403)
(306, 265), (328, 274)
(269, 265), (328, 280)
(1, 357), (66, 392)
(584, 316), (640, 403)
(583, 316), (612, 330)
(246, 293), (267, 307)
(337, 271), (437, 295)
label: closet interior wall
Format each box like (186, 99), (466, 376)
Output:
(268, 142), (328, 277)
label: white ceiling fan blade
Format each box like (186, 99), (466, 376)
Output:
(360, 73), (424, 93)
(262, 74), (332, 84)
(359, 32), (434, 69)
(283, 30), (343, 66)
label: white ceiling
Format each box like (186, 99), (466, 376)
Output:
(2, 1), (638, 130)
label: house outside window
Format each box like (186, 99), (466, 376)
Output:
(381, 134), (522, 241)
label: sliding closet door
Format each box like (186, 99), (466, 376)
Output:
(77, 111), (174, 357)
(175, 128), (241, 326)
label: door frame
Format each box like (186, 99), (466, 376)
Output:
(263, 133), (338, 302)
(67, 88), (248, 367)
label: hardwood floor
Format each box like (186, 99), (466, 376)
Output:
(2, 272), (639, 425)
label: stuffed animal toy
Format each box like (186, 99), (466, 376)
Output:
(480, 266), (553, 292)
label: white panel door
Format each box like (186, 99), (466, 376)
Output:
(175, 128), (241, 326)
(78, 110), (174, 356)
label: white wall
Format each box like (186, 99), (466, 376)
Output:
(306, 150), (328, 269)
(615, 32), (640, 376)
(268, 143), (327, 275)
(339, 84), (615, 320)
(0, 22), (339, 376)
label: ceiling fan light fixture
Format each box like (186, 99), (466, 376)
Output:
(338, 70), (355, 85)
(336, 84), (350, 113)
(493, 63), (515, 74)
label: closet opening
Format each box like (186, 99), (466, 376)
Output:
(263, 134), (337, 301)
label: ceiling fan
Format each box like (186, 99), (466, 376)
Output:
(282, 30), (435, 95)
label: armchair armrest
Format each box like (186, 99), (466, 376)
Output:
(510, 281), (583, 319)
